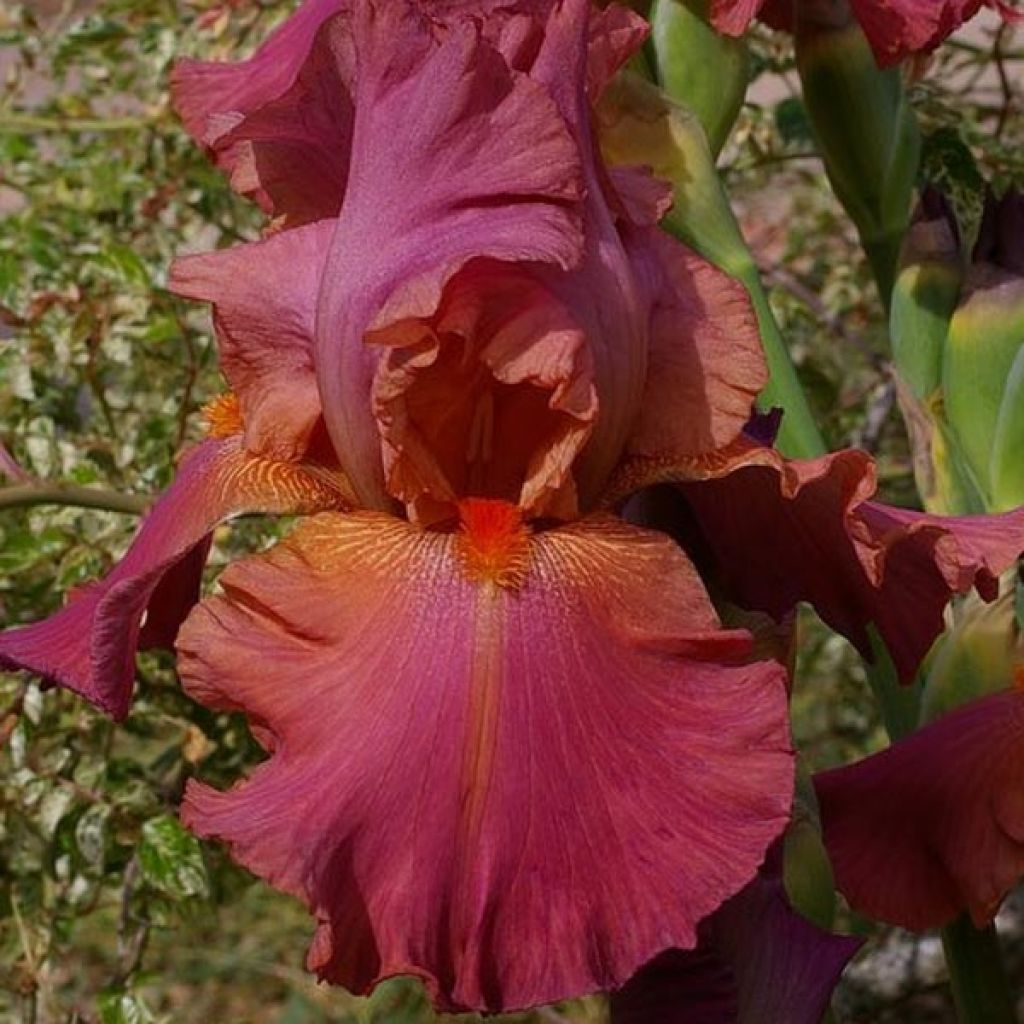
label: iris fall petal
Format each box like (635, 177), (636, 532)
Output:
(177, 510), (793, 1012)
(0, 438), (345, 719)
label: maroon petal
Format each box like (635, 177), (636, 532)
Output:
(611, 851), (860, 1024)
(677, 444), (1024, 681)
(816, 688), (1024, 930)
(178, 509), (793, 1011)
(0, 439), (345, 719)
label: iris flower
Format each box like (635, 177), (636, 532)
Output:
(711, 0), (1023, 67)
(2, 0), (1024, 1013)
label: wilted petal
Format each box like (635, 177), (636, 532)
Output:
(669, 442), (1024, 681)
(170, 221), (333, 461)
(816, 688), (1024, 930)
(178, 510), (792, 1012)
(627, 230), (766, 460)
(315, 2), (584, 509)
(611, 848), (861, 1024)
(0, 439), (346, 719)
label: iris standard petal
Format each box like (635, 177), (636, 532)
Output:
(170, 221), (333, 461)
(177, 508), (792, 1012)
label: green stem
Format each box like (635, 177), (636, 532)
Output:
(941, 915), (1016, 1024)
(0, 482), (149, 515)
(0, 114), (157, 134)
(737, 266), (827, 459)
(864, 629), (922, 741)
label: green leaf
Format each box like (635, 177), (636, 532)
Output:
(137, 815), (209, 901)
(98, 990), (157, 1024)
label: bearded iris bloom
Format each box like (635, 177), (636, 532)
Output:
(3, 0), (1024, 1014)
(710, 0), (1023, 66)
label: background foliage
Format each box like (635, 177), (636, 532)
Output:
(0, 1), (1020, 1021)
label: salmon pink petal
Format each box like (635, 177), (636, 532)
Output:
(172, 0), (349, 223)
(627, 231), (766, 460)
(611, 851), (861, 1023)
(675, 443), (1024, 681)
(177, 510), (793, 1012)
(369, 259), (597, 523)
(0, 439), (345, 719)
(170, 221), (332, 461)
(586, 4), (650, 97)
(315, 2), (584, 509)
(816, 689), (1024, 930)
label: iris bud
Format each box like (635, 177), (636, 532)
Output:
(650, 0), (750, 157)
(794, 0), (920, 302)
(920, 584), (1024, 724)
(943, 189), (1024, 512)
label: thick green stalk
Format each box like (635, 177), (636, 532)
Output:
(942, 915), (1017, 1024)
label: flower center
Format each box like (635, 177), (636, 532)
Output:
(456, 498), (530, 589)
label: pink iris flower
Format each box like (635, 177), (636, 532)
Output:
(2, 0), (1024, 1013)
(712, 0), (1023, 67)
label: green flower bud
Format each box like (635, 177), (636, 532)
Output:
(943, 189), (1024, 511)
(889, 188), (983, 515)
(920, 583), (1024, 725)
(794, 0), (921, 303)
(650, 0), (750, 157)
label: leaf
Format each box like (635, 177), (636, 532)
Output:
(137, 815), (209, 900)
(98, 990), (158, 1024)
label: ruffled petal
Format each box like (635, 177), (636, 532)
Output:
(170, 221), (332, 461)
(370, 260), (597, 522)
(610, 849), (861, 1024)
(172, 0), (350, 223)
(0, 438), (346, 719)
(315, 1), (584, 509)
(626, 230), (766, 460)
(177, 510), (793, 1012)
(815, 688), (1024, 930)
(662, 441), (1024, 682)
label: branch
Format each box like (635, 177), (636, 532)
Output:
(0, 114), (158, 134)
(0, 483), (149, 515)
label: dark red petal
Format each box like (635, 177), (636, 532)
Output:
(816, 689), (1024, 930)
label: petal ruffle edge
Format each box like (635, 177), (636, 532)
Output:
(178, 510), (793, 1012)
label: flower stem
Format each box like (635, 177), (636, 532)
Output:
(0, 482), (148, 515)
(941, 915), (1016, 1024)
(0, 113), (157, 134)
